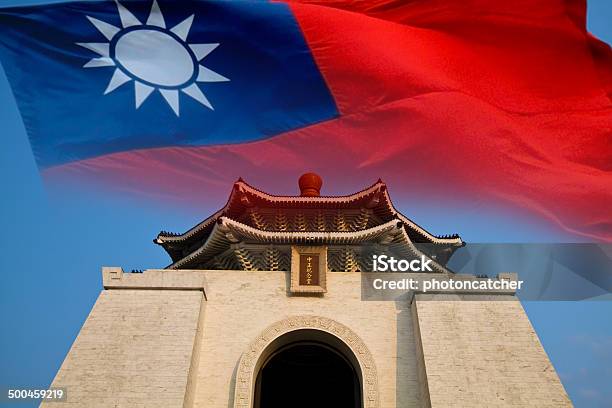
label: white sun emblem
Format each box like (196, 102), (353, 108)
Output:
(77, 0), (229, 116)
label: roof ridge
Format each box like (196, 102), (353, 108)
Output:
(156, 178), (387, 243)
(235, 178), (385, 200)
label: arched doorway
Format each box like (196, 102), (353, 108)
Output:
(254, 341), (361, 408)
(233, 315), (379, 408)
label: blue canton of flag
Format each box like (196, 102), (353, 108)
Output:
(0, 0), (338, 168)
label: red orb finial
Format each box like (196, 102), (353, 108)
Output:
(299, 173), (322, 197)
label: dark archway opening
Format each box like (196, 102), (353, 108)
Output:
(254, 342), (361, 408)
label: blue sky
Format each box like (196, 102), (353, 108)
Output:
(0, 1), (611, 407)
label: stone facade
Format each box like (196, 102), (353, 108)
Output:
(194, 269), (417, 408)
(44, 267), (571, 408)
(41, 269), (206, 408)
(413, 296), (572, 407)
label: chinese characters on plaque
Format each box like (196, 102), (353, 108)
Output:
(290, 246), (327, 294)
(299, 254), (319, 286)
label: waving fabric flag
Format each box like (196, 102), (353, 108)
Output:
(0, 0), (611, 241)
(0, 0), (337, 167)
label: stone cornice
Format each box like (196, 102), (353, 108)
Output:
(102, 267), (208, 296)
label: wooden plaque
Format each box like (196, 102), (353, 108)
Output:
(290, 246), (327, 294)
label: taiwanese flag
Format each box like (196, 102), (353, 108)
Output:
(0, 0), (610, 241)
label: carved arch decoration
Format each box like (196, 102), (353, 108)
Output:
(233, 315), (379, 408)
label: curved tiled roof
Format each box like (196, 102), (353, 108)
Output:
(156, 179), (386, 242)
(168, 216), (451, 273)
(155, 178), (463, 264)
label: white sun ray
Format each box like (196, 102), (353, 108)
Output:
(135, 82), (155, 108)
(197, 65), (229, 82)
(116, 0), (141, 28)
(171, 15), (194, 41)
(105, 69), (131, 94)
(78, 0), (230, 116)
(146, 0), (166, 28)
(190, 43), (219, 61)
(84, 57), (115, 68)
(159, 89), (179, 115)
(86, 16), (120, 41)
(76, 42), (109, 57)
(182, 83), (213, 109)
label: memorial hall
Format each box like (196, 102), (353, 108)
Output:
(43, 174), (571, 408)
